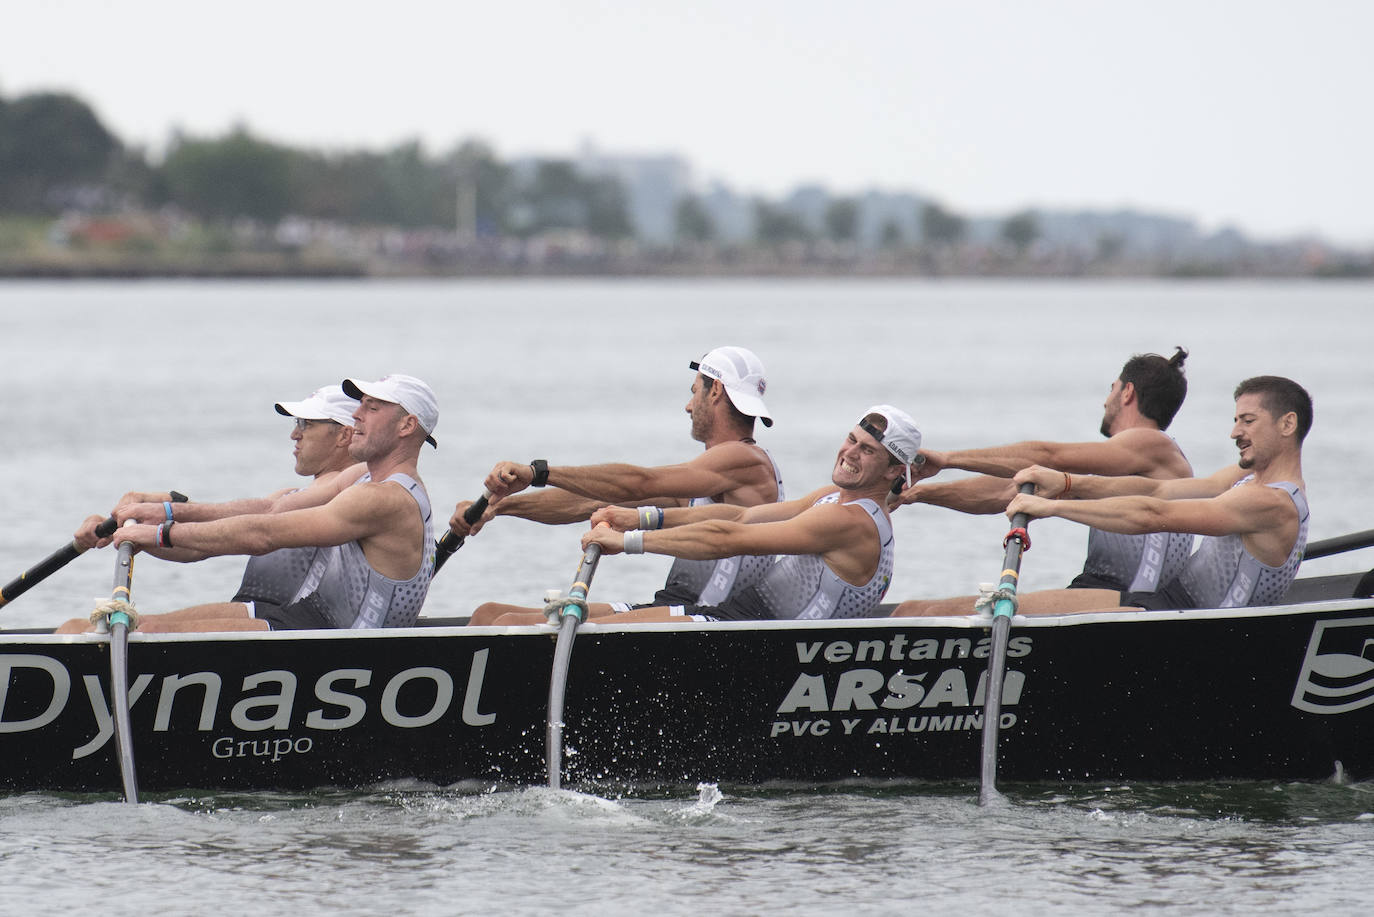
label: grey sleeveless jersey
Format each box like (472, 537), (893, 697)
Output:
(1082, 434), (1194, 591)
(1082, 528), (1194, 592)
(661, 446), (784, 605)
(747, 494), (895, 620)
(237, 473), (434, 628)
(1175, 479), (1309, 608)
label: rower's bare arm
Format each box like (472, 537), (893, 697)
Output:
(938, 432), (1175, 479)
(1022, 429), (1191, 478)
(589, 487), (819, 532)
(493, 489), (612, 525)
(586, 499), (853, 561)
(117, 483), (391, 558)
(267, 464), (364, 513)
(1014, 464), (1237, 501)
(549, 444), (770, 504)
(1008, 483), (1295, 561)
(116, 495), (277, 526)
(900, 475), (1013, 515)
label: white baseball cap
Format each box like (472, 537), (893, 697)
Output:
(275, 384), (359, 427)
(342, 374), (439, 447)
(689, 346), (773, 427)
(859, 404), (922, 484)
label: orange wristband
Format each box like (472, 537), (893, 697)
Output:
(1062, 472), (1072, 495)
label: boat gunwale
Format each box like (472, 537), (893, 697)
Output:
(4, 595), (1372, 644)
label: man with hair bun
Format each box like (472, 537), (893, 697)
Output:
(902, 374), (1312, 615)
(894, 348), (1195, 615)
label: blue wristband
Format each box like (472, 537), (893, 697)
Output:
(163, 501), (175, 522)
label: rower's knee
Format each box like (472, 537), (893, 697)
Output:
(469, 602), (509, 626)
(54, 617), (92, 635)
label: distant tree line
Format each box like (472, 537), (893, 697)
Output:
(0, 89), (634, 238)
(0, 88), (1038, 253)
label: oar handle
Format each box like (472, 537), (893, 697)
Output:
(434, 490), (492, 573)
(0, 492), (185, 609)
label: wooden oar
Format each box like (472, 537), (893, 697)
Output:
(546, 543), (602, 790)
(0, 492), (187, 609)
(978, 482), (1036, 806)
(433, 490), (492, 574)
(105, 528), (140, 804)
(1303, 529), (1374, 561)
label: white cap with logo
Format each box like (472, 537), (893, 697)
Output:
(342, 374), (439, 447)
(859, 404), (923, 485)
(275, 384), (359, 427)
(689, 346), (773, 427)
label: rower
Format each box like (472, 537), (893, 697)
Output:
(492, 405), (921, 624)
(910, 375), (1312, 616)
(58, 375), (439, 632)
(459, 346), (785, 624)
(893, 348), (1195, 616)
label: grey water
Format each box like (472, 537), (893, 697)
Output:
(0, 278), (1372, 914)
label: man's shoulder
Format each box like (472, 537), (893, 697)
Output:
(1108, 426), (1175, 446)
(699, 438), (774, 468)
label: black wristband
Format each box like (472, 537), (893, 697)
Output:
(170, 491), (190, 504)
(529, 459), (549, 487)
(158, 521), (176, 548)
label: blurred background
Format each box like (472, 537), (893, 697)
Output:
(1, 0), (1370, 278)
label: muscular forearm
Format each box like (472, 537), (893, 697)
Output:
(547, 463), (662, 503)
(173, 497), (274, 523)
(659, 503), (746, 527)
(945, 443), (1060, 478)
(643, 520), (751, 561)
(908, 476), (1014, 515)
(164, 516), (285, 557)
(1039, 494), (1175, 535)
(497, 490), (609, 525)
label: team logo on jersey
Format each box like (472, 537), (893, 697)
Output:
(1290, 616), (1374, 714)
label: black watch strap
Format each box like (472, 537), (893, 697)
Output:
(530, 459), (549, 487)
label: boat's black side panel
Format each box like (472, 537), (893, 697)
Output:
(1, 601), (1372, 792)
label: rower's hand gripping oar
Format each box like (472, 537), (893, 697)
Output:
(0, 491), (187, 609)
(96, 522), (141, 804)
(433, 490), (492, 574)
(977, 482), (1035, 807)
(545, 543), (602, 790)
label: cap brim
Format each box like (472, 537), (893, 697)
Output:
(275, 400), (329, 420)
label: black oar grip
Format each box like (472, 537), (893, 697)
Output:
(94, 516), (118, 539)
(433, 491), (492, 573)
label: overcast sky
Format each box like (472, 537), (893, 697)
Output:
(4, 0), (1370, 245)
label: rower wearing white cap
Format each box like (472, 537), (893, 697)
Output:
(461, 345), (785, 624)
(75, 383), (360, 544)
(488, 406), (921, 624)
(60, 374), (439, 633)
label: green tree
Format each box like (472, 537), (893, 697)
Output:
(0, 91), (119, 212)
(754, 200), (811, 245)
(1001, 210), (1039, 253)
(163, 127), (294, 222)
(824, 197), (859, 243)
(509, 160), (631, 239)
(447, 140), (511, 236)
(675, 195), (714, 243)
(921, 202), (966, 247)
(880, 219), (905, 249)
